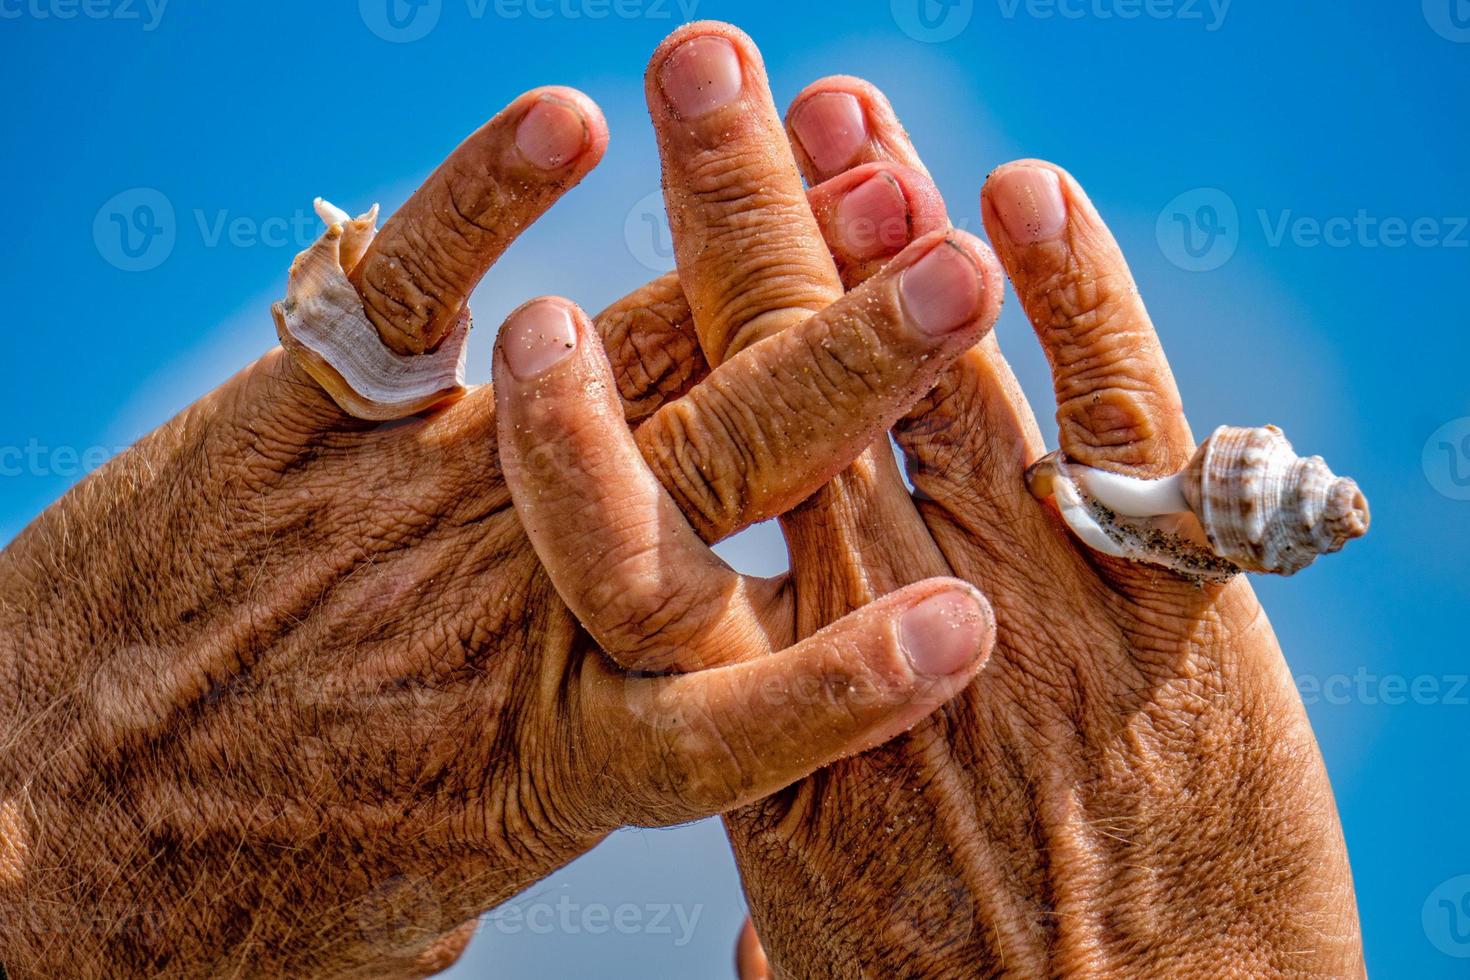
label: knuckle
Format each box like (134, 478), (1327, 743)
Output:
(440, 158), (514, 243)
(675, 149), (839, 348)
(596, 283), (706, 421)
(1057, 385), (1160, 462)
(897, 371), (980, 475)
(640, 400), (758, 540)
(797, 313), (892, 418)
(1022, 257), (1133, 343)
(680, 146), (794, 228)
(584, 558), (717, 672)
(659, 705), (759, 816)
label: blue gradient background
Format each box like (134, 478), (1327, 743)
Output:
(2, 1), (1467, 976)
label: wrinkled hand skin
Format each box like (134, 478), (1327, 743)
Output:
(0, 354), (591, 977)
(599, 52), (1365, 977)
(715, 79), (1365, 978)
(0, 69), (992, 975)
(742, 488), (1361, 977)
(0, 79), (636, 976)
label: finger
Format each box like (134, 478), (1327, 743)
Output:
(350, 86), (608, 355)
(634, 228), (1002, 543)
(592, 160), (948, 419)
(807, 161), (949, 288)
(982, 160), (1192, 477)
(493, 297), (761, 674)
(498, 224), (999, 664)
(785, 78), (1051, 529)
(735, 918), (771, 980)
(647, 22), (844, 362)
(786, 75), (928, 184)
(593, 270), (709, 424)
(602, 580), (995, 825)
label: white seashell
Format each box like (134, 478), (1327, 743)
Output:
(271, 199), (468, 421)
(1025, 425), (1370, 581)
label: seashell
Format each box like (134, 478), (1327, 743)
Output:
(1025, 425), (1370, 582)
(271, 198), (468, 421)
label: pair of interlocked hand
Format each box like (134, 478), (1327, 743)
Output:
(0, 21), (1362, 979)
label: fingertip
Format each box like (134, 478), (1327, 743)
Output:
(495, 296), (584, 383)
(786, 75), (922, 182)
(512, 86), (608, 173)
(786, 74), (894, 123)
(785, 76), (897, 177)
(813, 162), (946, 263)
(893, 230), (995, 338)
(647, 19), (759, 76)
(948, 228), (1006, 327)
(895, 578), (995, 678)
(647, 21), (764, 119)
(982, 159), (1073, 247)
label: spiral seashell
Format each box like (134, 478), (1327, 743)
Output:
(1178, 425), (1370, 575)
(271, 198), (469, 421)
(1025, 424), (1370, 581)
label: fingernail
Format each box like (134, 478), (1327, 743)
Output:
(791, 92), (867, 177)
(660, 35), (742, 118)
(900, 590), (989, 677)
(502, 301), (577, 380)
(899, 242), (982, 336)
(516, 98), (587, 171)
(835, 173), (910, 260)
(990, 166), (1068, 244)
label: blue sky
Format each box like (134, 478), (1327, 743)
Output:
(2, 0), (1467, 975)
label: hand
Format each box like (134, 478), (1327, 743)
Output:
(734, 78), (1365, 976)
(535, 36), (1363, 975)
(0, 78), (994, 978)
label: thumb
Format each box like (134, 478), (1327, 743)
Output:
(601, 579), (995, 827)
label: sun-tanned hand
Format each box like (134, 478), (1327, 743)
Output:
(0, 71), (1001, 977)
(531, 23), (1364, 979)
